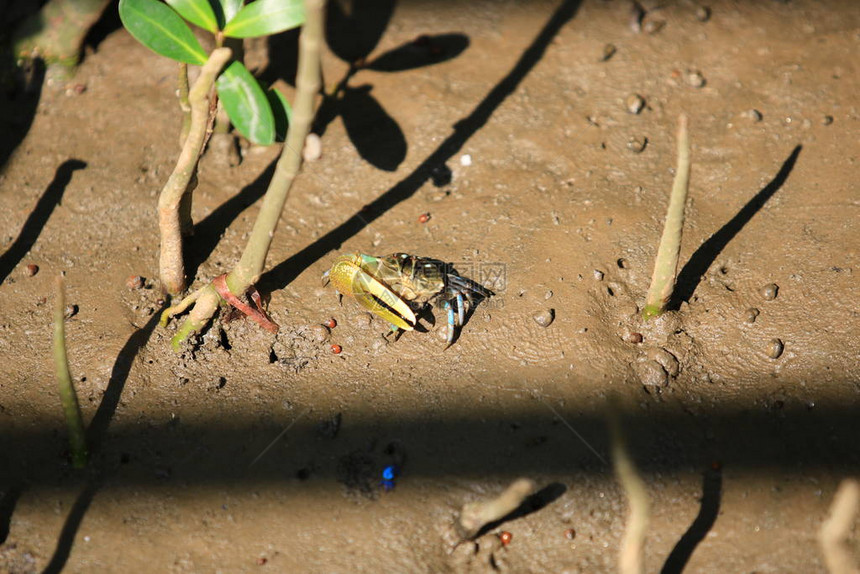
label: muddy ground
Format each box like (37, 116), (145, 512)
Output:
(1, 0), (859, 572)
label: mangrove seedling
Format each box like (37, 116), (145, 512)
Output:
(118, 0), (303, 296)
(54, 274), (88, 469)
(12, 0), (113, 79)
(161, 0), (324, 348)
(642, 114), (691, 320)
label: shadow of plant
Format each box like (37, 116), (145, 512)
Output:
(263, 0), (469, 172)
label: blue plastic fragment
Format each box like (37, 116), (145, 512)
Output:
(381, 465), (400, 491)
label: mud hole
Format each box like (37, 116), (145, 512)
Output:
(1, 0), (859, 572)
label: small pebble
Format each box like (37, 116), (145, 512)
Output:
(330, 344), (342, 354)
(126, 275), (145, 290)
(742, 109), (763, 122)
(617, 258), (629, 269)
(257, 557), (268, 565)
(24, 264), (39, 277)
(564, 528), (577, 540)
(626, 94), (645, 115)
(323, 317), (337, 329)
(744, 307), (760, 323)
(460, 154), (472, 166)
(695, 5), (711, 22)
(302, 133), (322, 162)
(532, 308), (555, 328)
(600, 43), (617, 62)
(821, 115), (834, 125)
(684, 70), (706, 88)
(418, 212), (431, 223)
(500, 531), (513, 546)
(625, 332), (643, 344)
(766, 338), (784, 359)
(309, 324), (330, 343)
(64, 304), (78, 319)
(627, 136), (647, 153)
(643, 18), (665, 34)
(544, 290), (553, 300)
(760, 283), (779, 301)
(593, 270), (604, 281)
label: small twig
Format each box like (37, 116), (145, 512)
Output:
(819, 479), (860, 574)
(157, 47), (232, 296)
(54, 274), (88, 469)
(643, 114), (691, 320)
(455, 478), (536, 540)
(609, 410), (650, 574)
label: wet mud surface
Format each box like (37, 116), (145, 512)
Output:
(1, 0), (858, 572)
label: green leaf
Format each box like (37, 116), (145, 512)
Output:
(166, 0), (218, 32)
(119, 0), (208, 64)
(216, 61), (275, 145)
(267, 87), (292, 141)
(219, 0), (245, 24)
(222, 0), (305, 38)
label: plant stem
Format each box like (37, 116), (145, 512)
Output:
(13, 0), (112, 70)
(609, 410), (649, 574)
(819, 479), (860, 574)
(642, 114), (691, 320)
(158, 47), (232, 296)
(169, 0), (324, 347)
(225, 0), (323, 295)
(54, 275), (87, 469)
(178, 63), (191, 145)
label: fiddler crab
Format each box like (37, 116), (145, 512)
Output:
(322, 253), (493, 347)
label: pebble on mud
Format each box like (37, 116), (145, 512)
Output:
(533, 309), (555, 328)
(323, 317), (337, 329)
(593, 270), (605, 281)
(626, 94), (645, 114)
(821, 115), (834, 125)
(24, 264), (39, 277)
(627, 136), (647, 153)
(744, 307), (760, 324)
(684, 70), (706, 88)
(695, 5), (711, 22)
(126, 275), (145, 290)
(742, 109), (763, 122)
(625, 332), (644, 344)
(64, 304), (78, 319)
(767, 338), (784, 359)
(308, 324), (331, 343)
(330, 344), (342, 354)
(418, 212), (431, 223)
(635, 360), (669, 389)
(302, 133), (322, 162)
(564, 528), (576, 540)
(460, 154), (472, 166)
(760, 283), (779, 301)
(600, 43), (617, 62)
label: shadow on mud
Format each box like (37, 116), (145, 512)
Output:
(260, 0), (584, 293)
(671, 145), (803, 309)
(0, 159), (87, 284)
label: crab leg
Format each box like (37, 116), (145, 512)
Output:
(444, 300), (456, 346)
(456, 292), (465, 327)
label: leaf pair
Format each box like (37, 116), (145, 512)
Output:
(118, 0), (303, 144)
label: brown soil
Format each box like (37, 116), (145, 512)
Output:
(1, 1), (859, 572)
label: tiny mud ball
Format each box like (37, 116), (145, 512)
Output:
(323, 253), (492, 347)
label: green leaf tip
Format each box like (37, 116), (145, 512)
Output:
(223, 0), (305, 38)
(119, 0), (208, 64)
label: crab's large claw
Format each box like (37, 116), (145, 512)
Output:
(327, 254), (416, 331)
